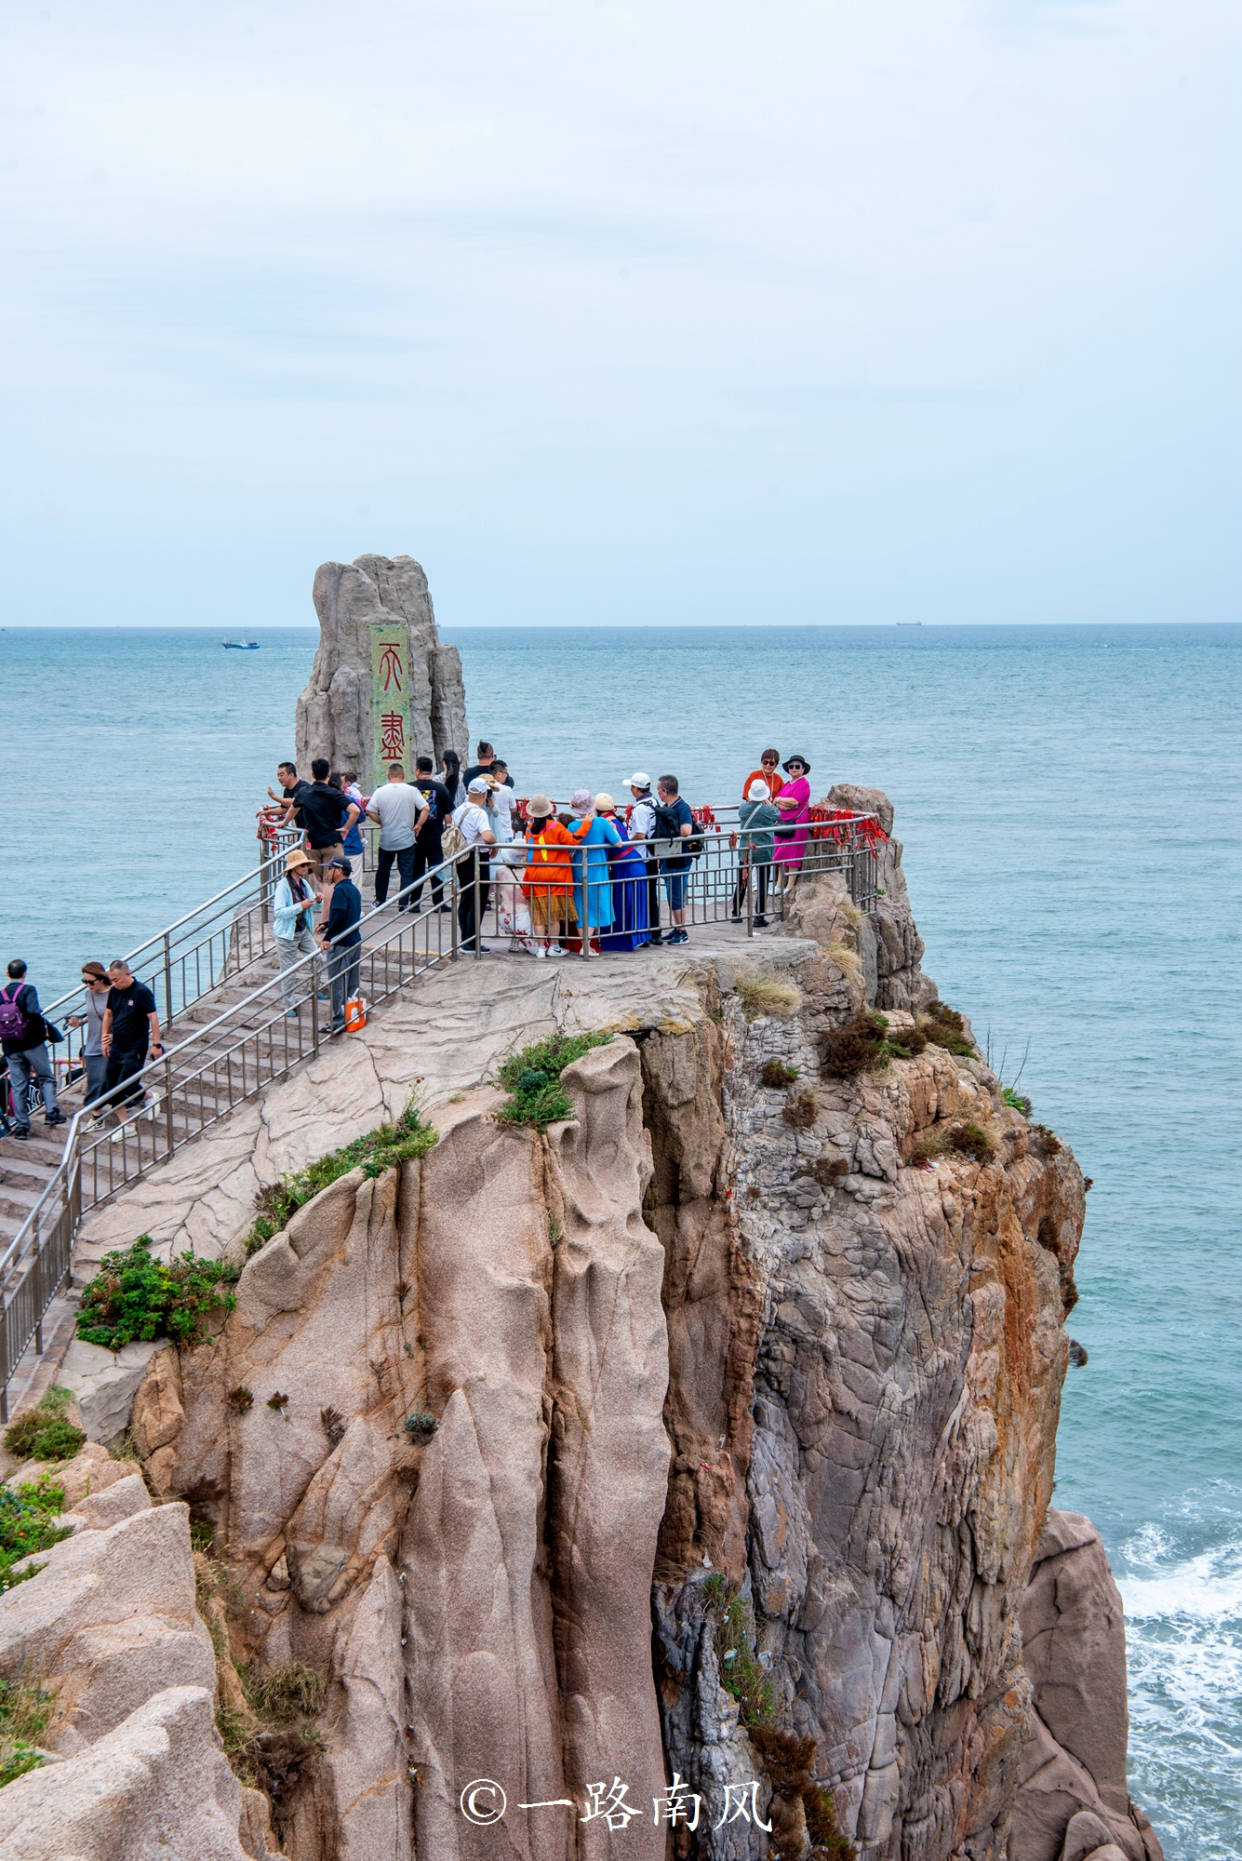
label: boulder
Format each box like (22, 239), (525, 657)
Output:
(0, 1686), (253, 1861)
(58, 1339), (161, 1444)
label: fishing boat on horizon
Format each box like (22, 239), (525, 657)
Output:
(221, 639), (260, 649)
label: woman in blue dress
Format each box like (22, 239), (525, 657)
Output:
(596, 796), (651, 952)
(567, 797), (622, 954)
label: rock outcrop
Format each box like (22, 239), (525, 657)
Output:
(0, 1447), (282, 1861)
(30, 789), (1160, 1861)
(295, 552), (468, 780)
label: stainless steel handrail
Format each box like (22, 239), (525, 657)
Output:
(0, 806), (880, 1413)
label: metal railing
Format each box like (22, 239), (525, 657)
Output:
(0, 807), (879, 1413)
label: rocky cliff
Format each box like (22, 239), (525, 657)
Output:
(1, 794), (1162, 1861)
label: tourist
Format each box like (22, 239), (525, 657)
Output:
(452, 777), (497, 953)
(567, 799), (622, 954)
(319, 857), (363, 1033)
(100, 959), (163, 1126)
(734, 779), (779, 926)
(366, 764), (429, 912)
(521, 795), (578, 957)
(410, 755), (454, 911)
(300, 758), (360, 889)
(66, 962), (111, 1110)
(436, 749), (466, 807)
(596, 796), (651, 952)
(267, 760), (305, 815)
(490, 844), (540, 954)
(1, 959), (66, 1140)
(489, 760), (518, 842)
(334, 771), (368, 860)
(463, 741), (514, 791)
(272, 848), (319, 1017)
(654, 775), (695, 945)
(741, 748), (783, 802)
(772, 754), (813, 894)
(624, 772), (662, 945)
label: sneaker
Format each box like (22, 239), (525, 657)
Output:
(533, 946), (547, 960)
(285, 1007), (300, 1018)
(753, 915), (768, 927)
(45, 1111), (67, 1127)
(667, 929), (688, 945)
(730, 911), (742, 922)
(546, 944), (567, 958)
(10, 1128), (29, 1141)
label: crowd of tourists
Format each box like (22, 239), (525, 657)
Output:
(257, 741), (815, 990)
(0, 744), (816, 1143)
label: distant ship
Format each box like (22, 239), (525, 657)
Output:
(222, 639), (260, 650)
(895, 621), (923, 627)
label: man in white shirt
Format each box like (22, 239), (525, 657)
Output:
(366, 764), (429, 912)
(625, 771), (662, 945)
(489, 761), (518, 842)
(452, 777), (497, 952)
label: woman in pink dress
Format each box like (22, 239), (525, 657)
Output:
(772, 754), (812, 895)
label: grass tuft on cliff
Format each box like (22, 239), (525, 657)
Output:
(918, 1001), (976, 1057)
(246, 1097), (437, 1253)
(702, 1577), (775, 1727)
(0, 1475), (70, 1598)
(0, 1669), (58, 1790)
(76, 1235), (239, 1352)
(818, 1012), (926, 1077)
(3, 1387), (84, 1465)
(750, 1725), (858, 1861)
(736, 972), (802, 1020)
(495, 1032), (613, 1130)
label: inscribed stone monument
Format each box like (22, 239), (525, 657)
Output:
(295, 554), (468, 790)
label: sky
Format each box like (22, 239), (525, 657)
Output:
(1, 0), (1239, 629)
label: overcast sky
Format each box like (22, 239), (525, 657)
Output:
(2, 1), (1238, 628)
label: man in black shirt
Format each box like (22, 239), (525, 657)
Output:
(297, 758), (359, 889)
(462, 741), (515, 791)
(409, 755), (454, 911)
(320, 857), (363, 1034)
(100, 959), (164, 1124)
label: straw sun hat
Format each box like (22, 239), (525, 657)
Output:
(285, 848), (311, 870)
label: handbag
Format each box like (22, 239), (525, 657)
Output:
(441, 818), (466, 860)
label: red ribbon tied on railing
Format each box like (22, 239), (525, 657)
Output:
(807, 808), (888, 847)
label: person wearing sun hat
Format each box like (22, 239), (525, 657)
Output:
(521, 795), (580, 956)
(596, 794), (651, 952)
(565, 793), (623, 953)
(733, 778), (780, 925)
(272, 846), (320, 1016)
(623, 772), (662, 944)
(772, 753), (813, 891)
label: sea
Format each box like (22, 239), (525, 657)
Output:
(2, 620), (1239, 1857)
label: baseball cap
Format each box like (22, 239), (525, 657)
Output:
(623, 771), (651, 790)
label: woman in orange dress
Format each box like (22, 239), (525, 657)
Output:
(521, 795), (579, 958)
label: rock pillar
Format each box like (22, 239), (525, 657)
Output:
(295, 554), (468, 787)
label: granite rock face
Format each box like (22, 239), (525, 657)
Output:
(97, 787), (1160, 1860)
(295, 552), (468, 780)
(0, 1448), (281, 1860)
(1011, 1512), (1163, 1861)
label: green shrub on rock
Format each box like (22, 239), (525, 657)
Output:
(0, 1476), (69, 1596)
(246, 1099), (437, 1254)
(2, 1388), (84, 1465)
(495, 1033), (612, 1130)
(76, 1235), (238, 1352)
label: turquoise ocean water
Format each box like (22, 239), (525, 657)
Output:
(1, 621), (1239, 1856)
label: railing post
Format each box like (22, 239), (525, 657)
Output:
(311, 956), (321, 1051)
(747, 837), (754, 939)
(162, 930), (173, 1030)
(164, 1055), (175, 1158)
(451, 860), (460, 962)
(474, 855), (483, 961)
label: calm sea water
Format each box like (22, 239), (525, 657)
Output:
(2, 621), (1239, 1856)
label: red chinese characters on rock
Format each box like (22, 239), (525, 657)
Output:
(379, 643), (405, 693)
(379, 713), (407, 761)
